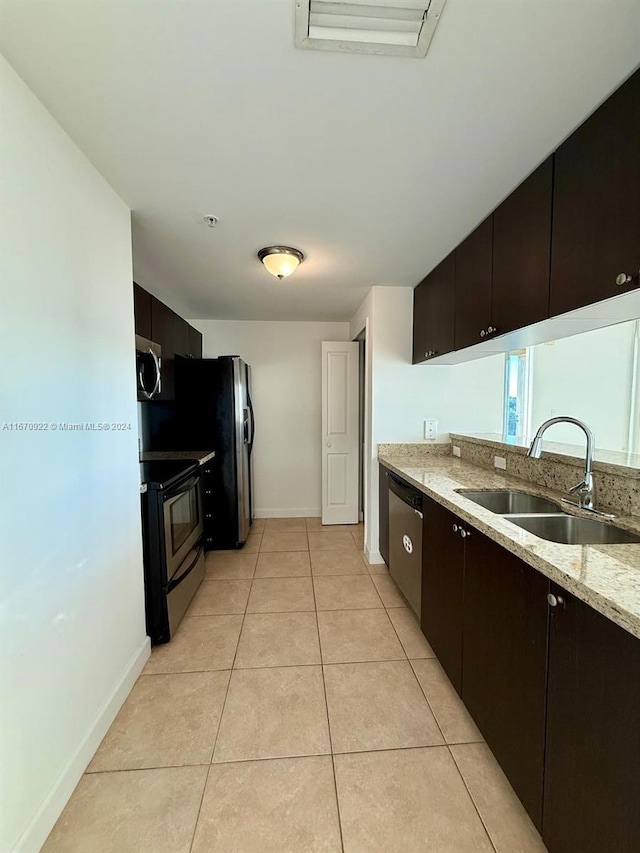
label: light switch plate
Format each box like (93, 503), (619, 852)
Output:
(424, 419), (438, 441)
(494, 456), (507, 470)
(452, 445), (461, 457)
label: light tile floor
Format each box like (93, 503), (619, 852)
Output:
(43, 518), (547, 852)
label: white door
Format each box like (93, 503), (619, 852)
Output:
(321, 341), (359, 525)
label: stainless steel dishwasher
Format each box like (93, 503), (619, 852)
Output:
(388, 473), (423, 618)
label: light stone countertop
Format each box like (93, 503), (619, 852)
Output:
(379, 452), (640, 639)
(139, 450), (216, 466)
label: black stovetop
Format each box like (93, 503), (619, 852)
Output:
(140, 459), (198, 491)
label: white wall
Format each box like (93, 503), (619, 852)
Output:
(191, 320), (351, 517)
(350, 287), (504, 560)
(530, 321), (639, 452)
(0, 56), (148, 852)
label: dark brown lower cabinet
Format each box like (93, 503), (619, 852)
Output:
(543, 585), (640, 853)
(421, 497), (465, 693)
(378, 464), (389, 565)
(462, 531), (549, 829)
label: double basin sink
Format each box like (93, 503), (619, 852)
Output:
(456, 490), (640, 545)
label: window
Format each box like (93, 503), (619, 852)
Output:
(503, 349), (531, 441)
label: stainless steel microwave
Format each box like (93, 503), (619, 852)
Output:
(136, 335), (162, 401)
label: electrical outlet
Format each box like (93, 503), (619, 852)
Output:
(494, 456), (507, 470)
(424, 419), (438, 441)
(452, 445), (461, 457)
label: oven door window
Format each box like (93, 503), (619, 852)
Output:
(167, 487), (200, 559)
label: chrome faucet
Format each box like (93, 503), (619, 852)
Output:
(527, 416), (600, 513)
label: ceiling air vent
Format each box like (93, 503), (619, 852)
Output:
(295, 0), (446, 58)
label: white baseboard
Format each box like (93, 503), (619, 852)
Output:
(14, 636), (151, 853)
(254, 508), (321, 519)
(366, 547), (385, 565)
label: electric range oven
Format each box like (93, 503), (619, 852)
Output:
(141, 460), (205, 644)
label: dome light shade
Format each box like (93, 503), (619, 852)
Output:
(258, 246), (304, 280)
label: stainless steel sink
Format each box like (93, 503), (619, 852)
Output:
(507, 515), (640, 545)
(457, 490), (560, 515)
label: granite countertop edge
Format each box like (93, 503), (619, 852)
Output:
(379, 452), (640, 640)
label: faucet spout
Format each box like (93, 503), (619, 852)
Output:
(527, 417), (596, 510)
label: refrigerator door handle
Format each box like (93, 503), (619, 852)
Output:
(248, 394), (255, 453)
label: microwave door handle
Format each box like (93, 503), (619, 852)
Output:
(167, 544), (203, 592)
(150, 348), (161, 397)
(138, 355), (153, 400)
(138, 348), (161, 400)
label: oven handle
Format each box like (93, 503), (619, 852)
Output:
(163, 475), (201, 503)
(167, 544), (203, 593)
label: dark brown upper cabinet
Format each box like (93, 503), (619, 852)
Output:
(550, 69), (640, 316)
(492, 156), (553, 335)
(463, 530), (549, 829)
(543, 586), (640, 853)
(173, 314), (190, 359)
(133, 282), (152, 339)
(412, 251), (455, 363)
(150, 296), (177, 400)
(188, 325), (203, 359)
(454, 216), (493, 350)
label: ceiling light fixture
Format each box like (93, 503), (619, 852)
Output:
(258, 246), (305, 280)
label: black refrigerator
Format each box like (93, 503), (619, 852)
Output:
(175, 355), (254, 549)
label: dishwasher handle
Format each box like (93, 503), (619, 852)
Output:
(388, 472), (423, 511)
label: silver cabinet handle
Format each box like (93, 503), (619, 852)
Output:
(487, 325), (495, 334)
(480, 330), (486, 338)
(616, 273), (633, 286)
(460, 529), (470, 538)
(547, 593), (564, 608)
(326, 442), (332, 448)
(452, 523), (458, 533)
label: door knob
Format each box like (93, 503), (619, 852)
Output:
(615, 273), (633, 286)
(547, 593), (564, 608)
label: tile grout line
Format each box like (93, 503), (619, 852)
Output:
(186, 542), (257, 853)
(448, 745), (499, 853)
(401, 646), (497, 849)
(186, 544), (262, 850)
(84, 739), (483, 776)
(309, 541), (346, 853)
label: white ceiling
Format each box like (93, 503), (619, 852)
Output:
(1, 1), (639, 322)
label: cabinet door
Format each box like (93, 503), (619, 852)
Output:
(378, 464), (389, 566)
(492, 157), (553, 335)
(543, 587), (640, 853)
(133, 282), (152, 339)
(421, 497), (465, 693)
(550, 70), (640, 315)
(188, 325), (203, 359)
(173, 315), (190, 358)
(412, 251), (455, 363)
(462, 531), (549, 829)
(150, 296), (176, 400)
(454, 216), (493, 350)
